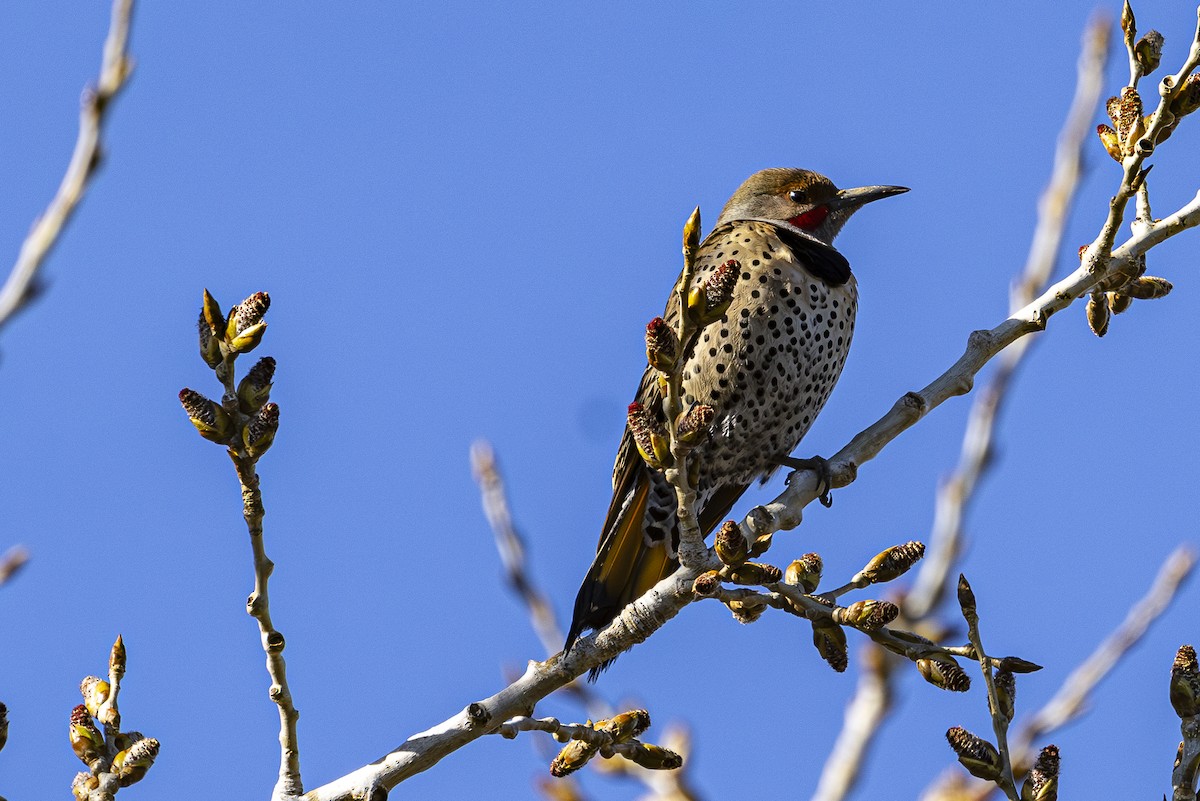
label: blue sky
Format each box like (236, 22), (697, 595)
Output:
(1, 2), (1198, 799)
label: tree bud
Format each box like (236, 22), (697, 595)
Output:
(812, 620), (848, 672)
(918, 657), (970, 692)
(945, 726), (1003, 781)
(645, 317), (680, 373)
(858, 541), (925, 584)
(714, 521), (748, 566)
(237, 356), (276, 414)
(244, 402), (280, 459)
(179, 388), (234, 444)
(1134, 30), (1163, 73)
(627, 402), (671, 469)
(784, 553), (823, 593)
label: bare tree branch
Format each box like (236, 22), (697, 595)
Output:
(812, 18), (1110, 798)
(1017, 546), (1196, 754)
(0, 0), (135, 334)
(471, 441), (564, 656)
(922, 545), (1196, 801)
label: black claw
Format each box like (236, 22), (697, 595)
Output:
(779, 455), (834, 507)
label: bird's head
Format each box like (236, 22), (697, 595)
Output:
(715, 168), (908, 246)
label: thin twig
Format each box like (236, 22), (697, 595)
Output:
(923, 545), (1196, 801)
(470, 441), (564, 656)
(230, 451), (302, 800)
(0, 0), (135, 334)
(1018, 546), (1195, 751)
(958, 578), (1019, 800)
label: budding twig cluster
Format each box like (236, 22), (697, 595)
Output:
(180, 290), (280, 460)
(69, 637), (160, 798)
(1170, 644), (1200, 798)
(940, 576), (1057, 801)
(1085, 0), (1199, 337)
(630, 206), (738, 568)
(494, 710), (681, 778)
(178, 288), (302, 796)
(692, 531), (1031, 689)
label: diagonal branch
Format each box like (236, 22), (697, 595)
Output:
(471, 441), (564, 656)
(0, 0), (135, 335)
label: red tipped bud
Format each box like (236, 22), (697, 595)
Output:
(645, 317), (680, 372)
(834, 599), (898, 631)
(1021, 744), (1060, 801)
(1171, 644), (1200, 718)
(858, 541), (924, 584)
(550, 740), (598, 777)
(237, 356), (276, 413)
(69, 705), (104, 765)
(692, 570), (722, 596)
(627, 402), (670, 469)
(676, 403), (715, 446)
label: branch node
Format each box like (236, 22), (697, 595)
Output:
(466, 702), (492, 729)
(901, 391), (927, 417)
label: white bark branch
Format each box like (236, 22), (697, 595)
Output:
(0, 0), (135, 334)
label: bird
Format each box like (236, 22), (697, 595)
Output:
(565, 168), (908, 673)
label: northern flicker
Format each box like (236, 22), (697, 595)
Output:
(566, 168), (907, 669)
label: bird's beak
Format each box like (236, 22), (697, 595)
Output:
(828, 184), (909, 211)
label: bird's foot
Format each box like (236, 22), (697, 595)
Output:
(780, 455), (834, 508)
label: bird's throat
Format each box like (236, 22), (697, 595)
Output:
(788, 205), (829, 231)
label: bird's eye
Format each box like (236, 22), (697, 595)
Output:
(788, 189), (808, 204)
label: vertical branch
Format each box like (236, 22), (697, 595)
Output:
(956, 577), (1019, 801)
(0, 0), (136, 334)
(230, 453), (302, 800)
(664, 208), (708, 568)
(183, 290), (293, 795)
